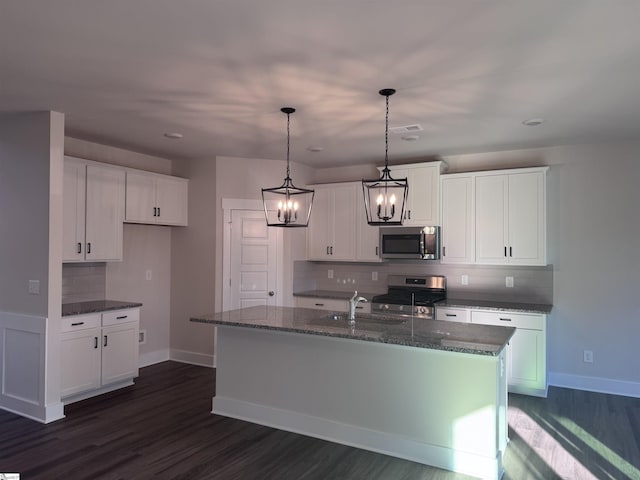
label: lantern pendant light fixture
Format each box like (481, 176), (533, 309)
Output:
(362, 88), (408, 225)
(262, 107), (314, 227)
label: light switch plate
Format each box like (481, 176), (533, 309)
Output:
(328, 269), (334, 279)
(505, 276), (514, 288)
(461, 275), (469, 285)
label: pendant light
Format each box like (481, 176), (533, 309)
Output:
(362, 89), (408, 225)
(262, 107), (314, 227)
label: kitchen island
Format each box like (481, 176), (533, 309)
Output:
(191, 306), (515, 480)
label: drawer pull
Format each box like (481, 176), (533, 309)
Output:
(445, 313), (457, 317)
(104, 335), (108, 347)
(94, 336), (98, 349)
(71, 321), (85, 326)
(77, 242), (82, 254)
(499, 317), (512, 322)
(356, 306), (364, 310)
(116, 315), (128, 320)
(314, 303), (324, 307)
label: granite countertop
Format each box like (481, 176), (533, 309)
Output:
(293, 290), (380, 301)
(191, 306), (515, 357)
(436, 298), (553, 314)
(62, 300), (143, 317)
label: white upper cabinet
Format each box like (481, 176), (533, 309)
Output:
(387, 162), (441, 226)
(307, 183), (357, 260)
(125, 170), (188, 226)
(440, 175), (474, 264)
(63, 157), (125, 262)
(475, 168), (547, 265)
(355, 187), (382, 262)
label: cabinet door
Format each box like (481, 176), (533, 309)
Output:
(60, 328), (101, 397)
(101, 322), (139, 385)
(508, 328), (544, 388)
(62, 160), (86, 262)
(85, 165), (125, 261)
(125, 170), (156, 223)
(307, 187), (332, 259)
(475, 175), (508, 264)
(331, 184), (357, 260)
(405, 165), (439, 225)
(441, 176), (474, 264)
(356, 194), (381, 261)
(508, 172), (546, 265)
(155, 175), (188, 226)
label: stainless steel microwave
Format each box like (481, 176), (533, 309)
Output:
(379, 226), (441, 260)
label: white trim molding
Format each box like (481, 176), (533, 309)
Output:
(549, 371), (640, 398)
(170, 349), (215, 368)
(139, 348), (171, 368)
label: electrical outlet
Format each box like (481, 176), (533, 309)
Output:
(372, 271), (378, 281)
(28, 279), (40, 295)
(461, 275), (469, 285)
(505, 276), (514, 288)
(583, 350), (593, 363)
(139, 330), (147, 344)
(328, 269), (334, 279)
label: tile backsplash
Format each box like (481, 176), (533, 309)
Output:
(294, 260), (553, 304)
(62, 263), (106, 303)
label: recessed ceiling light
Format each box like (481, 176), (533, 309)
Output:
(307, 146), (324, 152)
(522, 118), (544, 127)
(164, 132), (183, 139)
(401, 134), (420, 141)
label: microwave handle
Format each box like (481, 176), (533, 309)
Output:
(420, 234), (425, 255)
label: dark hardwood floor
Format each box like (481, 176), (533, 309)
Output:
(1, 361), (639, 479)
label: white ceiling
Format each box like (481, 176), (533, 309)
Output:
(2, 1), (640, 168)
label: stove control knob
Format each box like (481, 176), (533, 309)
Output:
(381, 304), (389, 310)
(419, 307), (427, 314)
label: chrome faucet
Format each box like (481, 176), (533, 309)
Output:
(348, 291), (368, 324)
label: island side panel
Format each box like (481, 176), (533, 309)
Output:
(213, 325), (506, 479)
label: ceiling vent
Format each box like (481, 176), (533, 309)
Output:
(389, 124), (423, 134)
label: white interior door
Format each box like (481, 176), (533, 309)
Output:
(229, 210), (278, 309)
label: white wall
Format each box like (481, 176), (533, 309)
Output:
(315, 143), (640, 395)
(0, 111), (65, 422)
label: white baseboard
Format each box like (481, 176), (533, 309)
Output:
(212, 396), (502, 480)
(170, 348), (215, 368)
(139, 348), (170, 367)
(549, 371), (640, 398)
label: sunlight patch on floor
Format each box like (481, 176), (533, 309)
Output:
(510, 406), (597, 480)
(553, 415), (640, 480)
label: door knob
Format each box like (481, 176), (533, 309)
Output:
(268, 291), (275, 296)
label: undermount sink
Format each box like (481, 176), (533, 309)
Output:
(318, 313), (408, 326)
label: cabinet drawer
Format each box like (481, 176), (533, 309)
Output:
(61, 314), (101, 333)
(102, 308), (140, 326)
(295, 297), (348, 311)
(436, 307), (470, 323)
(471, 311), (544, 330)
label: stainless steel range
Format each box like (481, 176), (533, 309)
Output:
(371, 275), (446, 319)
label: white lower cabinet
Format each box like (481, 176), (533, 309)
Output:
(295, 296), (371, 314)
(471, 310), (547, 397)
(435, 307), (470, 323)
(60, 308), (140, 401)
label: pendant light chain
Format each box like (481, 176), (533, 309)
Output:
(285, 110), (291, 180)
(384, 93), (389, 170)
